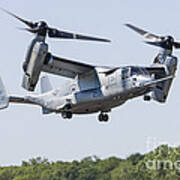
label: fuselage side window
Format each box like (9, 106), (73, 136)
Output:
(130, 67), (142, 76)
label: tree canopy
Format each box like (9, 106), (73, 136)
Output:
(0, 145), (180, 180)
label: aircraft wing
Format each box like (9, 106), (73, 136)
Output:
(42, 54), (95, 78)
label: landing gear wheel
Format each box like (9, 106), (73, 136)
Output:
(62, 112), (73, 119)
(98, 113), (109, 122)
(144, 95), (151, 101)
(29, 84), (35, 91)
(103, 114), (109, 122)
(66, 112), (73, 119)
(98, 113), (104, 122)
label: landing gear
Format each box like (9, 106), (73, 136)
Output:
(144, 95), (151, 101)
(29, 84), (35, 92)
(62, 112), (73, 119)
(98, 113), (109, 122)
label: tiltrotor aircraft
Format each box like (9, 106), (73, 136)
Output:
(0, 9), (179, 122)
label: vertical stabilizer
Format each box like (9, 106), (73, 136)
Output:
(40, 75), (53, 94)
(0, 76), (9, 109)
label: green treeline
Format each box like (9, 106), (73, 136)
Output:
(0, 145), (180, 180)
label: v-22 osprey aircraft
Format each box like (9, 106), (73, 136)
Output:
(0, 9), (179, 122)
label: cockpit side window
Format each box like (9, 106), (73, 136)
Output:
(122, 68), (129, 80)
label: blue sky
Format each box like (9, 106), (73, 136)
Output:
(0, 0), (180, 166)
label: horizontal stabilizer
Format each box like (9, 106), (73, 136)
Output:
(0, 76), (9, 110)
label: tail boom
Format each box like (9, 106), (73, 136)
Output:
(9, 96), (37, 105)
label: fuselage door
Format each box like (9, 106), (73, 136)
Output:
(120, 67), (131, 91)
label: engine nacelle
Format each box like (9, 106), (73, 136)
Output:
(22, 41), (48, 91)
(152, 55), (177, 103)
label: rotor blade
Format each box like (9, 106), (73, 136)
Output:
(173, 42), (180, 49)
(145, 41), (165, 48)
(1, 8), (35, 29)
(48, 28), (111, 42)
(16, 27), (38, 34)
(125, 24), (161, 42)
(145, 40), (175, 50)
(145, 41), (173, 50)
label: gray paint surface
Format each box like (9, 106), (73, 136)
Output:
(0, 0), (180, 166)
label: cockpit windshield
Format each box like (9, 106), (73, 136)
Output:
(130, 66), (149, 77)
(130, 67), (142, 76)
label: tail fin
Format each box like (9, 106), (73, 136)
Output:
(40, 75), (53, 114)
(40, 75), (53, 94)
(0, 76), (9, 109)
